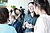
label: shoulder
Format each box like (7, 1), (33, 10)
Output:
(10, 26), (17, 33)
(36, 16), (44, 23)
(8, 26), (15, 29)
(8, 26), (17, 32)
(24, 14), (30, 21)
(37, 15), (45, 20)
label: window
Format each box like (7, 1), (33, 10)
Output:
(0, 0), (8, 3)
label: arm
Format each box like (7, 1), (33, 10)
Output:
(22, 15), (28, 29)
(23, 22), (28, 29)
(26, 23), (34, 29)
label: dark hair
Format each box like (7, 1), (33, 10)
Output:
(28, 2), (34, 5)
(10, 9), (13, 13)
(28, 10), (30, 14)
(28, 2), (39, 17)
(14, 8), (19, 16)
(35, 0), (50, 15)
(28, 2), (35, 14)
(0, 8), (9, 24)
(28, 10), (39, 17)
(14, 8), (18, 11)
(20, 6), (22, 8)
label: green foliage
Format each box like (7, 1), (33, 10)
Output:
(11, 5), (16, 8)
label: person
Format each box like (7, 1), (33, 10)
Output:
(9, 8), (21, 24)
(20, 6), (25, 21)
(33, 0), (50, 33)
(23, 2), (39, 33)
(10, 8), (23, 33)
(0, 8), (17, 33)
(9, 8), (14, 22)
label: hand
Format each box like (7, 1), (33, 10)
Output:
(26, 24), (34, 29)
(23, 22), (28, 29)
(23, 25), (25, 29)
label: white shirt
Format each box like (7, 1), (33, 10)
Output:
(9, 11), (16, 24)
(34, 14), (50, 33)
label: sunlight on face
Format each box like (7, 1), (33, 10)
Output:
(28, 3), (34, 13)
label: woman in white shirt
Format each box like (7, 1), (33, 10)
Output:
(33, 0), (50, 33)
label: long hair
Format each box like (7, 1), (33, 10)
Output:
(28, 2), (39, 17)
(34, 0), (50, 15)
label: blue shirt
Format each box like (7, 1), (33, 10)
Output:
(24, 14), (38, 32)
(12, 19), (23, 33)
(0, 24), (17, 33)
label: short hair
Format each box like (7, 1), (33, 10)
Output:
(0, 8), (9, 24)
(20, 6), (22, 8)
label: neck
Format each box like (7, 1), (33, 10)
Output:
(39, 10), (47, 15)
(30, 12), (34, 17)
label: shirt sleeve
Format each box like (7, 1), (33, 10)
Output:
(34, 17), (46, 33)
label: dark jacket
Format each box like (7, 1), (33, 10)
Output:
(10, 19), (23, 33)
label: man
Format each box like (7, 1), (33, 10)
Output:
(0, 8), (17, 33)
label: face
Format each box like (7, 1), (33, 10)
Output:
(34, 5), (39, 15)
(16, 10), (20, 17)
(28, 3), (34, 13)
(16, 10), (20, 14)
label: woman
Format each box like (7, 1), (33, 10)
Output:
(33, 0), (50, 33)
(10, 8), (23, 33)
(23, 2), (39, 33)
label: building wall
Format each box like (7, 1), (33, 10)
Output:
(48, 0), (50, 4)
(7, 0), (33, 14)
